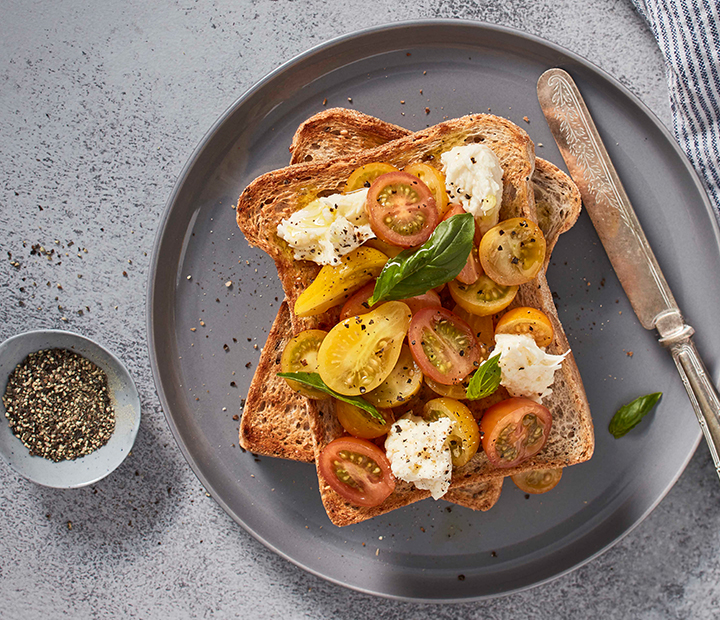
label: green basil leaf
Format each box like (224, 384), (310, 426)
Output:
(369, 212), (474, 305)
(277, 371), (386, 424)
(465, 354), (502, 400)
(608, 392), (662, 438)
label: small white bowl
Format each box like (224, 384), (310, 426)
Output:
(0, 329), (141, 488)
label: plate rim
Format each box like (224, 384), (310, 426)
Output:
(146, 18), (713, 602)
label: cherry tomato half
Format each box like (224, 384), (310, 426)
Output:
(344, 162), (399, 193)
(495, 306), (554, 348)
(448, 274), (518, 317)
(422, 397), (480, 467)
(480, 397), (552, 469)
(280, 329), (330, 399)
(318, 301), (412, 396)
(408, 307), (481, 385)
(334, 400), (394, 439)
(363, 238), (405, 258)
(511, 468), (563, 494)
(479, 217), (547, 286)
(442, 204), (482, 285)
(318, 437), (396, 507)
(364, 344), (423, 409)
(424, 375), (470, 400)
(365, 172), (438, 248)
(452, 305), (494, 355)
(403, 162), (450, 219)
(340, 282), (441, 321)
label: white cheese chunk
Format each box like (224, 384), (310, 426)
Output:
(384, 413), (453, 500)
(491, 333), (568, 403)
(276, 188), (374, 266)
(440, 144), (503, 233)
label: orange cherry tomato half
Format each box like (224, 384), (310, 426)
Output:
(443, 204), (482, 284)
(318, 437), (396, 507)
(480, 397), (552, 469)
(408, 307), (481, 385)
(495, 306), (555, 348)
(365, 171), (438, 248)
(511, 468), (563, 494)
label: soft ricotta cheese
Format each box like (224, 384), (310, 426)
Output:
(276, 188), (374, 266)
(491, 333), (568, 403)
(440, 144), (503, 232)
(384, 413), (453, 500)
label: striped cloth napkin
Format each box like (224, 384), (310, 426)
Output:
(631, 0), (720, 219)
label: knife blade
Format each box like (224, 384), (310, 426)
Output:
(537, 67), (720, 479)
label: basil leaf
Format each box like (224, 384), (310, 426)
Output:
(369, 212), (474, 305)
(277, 371), (386, 424)
(608, 392), (662, 438)
(466, 354), (502, 400)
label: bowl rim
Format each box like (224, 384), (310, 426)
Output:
(0, 328), (141, 488)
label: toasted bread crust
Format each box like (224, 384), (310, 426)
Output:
(236, 109), (592, 526)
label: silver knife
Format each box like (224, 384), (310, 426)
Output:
(537, 67), (720, 479)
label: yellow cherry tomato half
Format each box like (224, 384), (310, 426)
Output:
(479, 217), (547, 286)
(317, 301), (412, 396)
(334, 400), (394, 439)
(403, 162), (451, 219)
(293, 247), (388, 318)
(363, 344), (423, 409)
(363, 237), (405, 258)
(344, 162), (399, 193)
(495, 306), (554, 348)
(424, 375), (470, 400)
(511, 468), (563, 494)
(448, 274), (518, 317)
(422, 397), (480, 468)
(280, 329), (330, 399)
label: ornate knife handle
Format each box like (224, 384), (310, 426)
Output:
(660, 324), (720, 479)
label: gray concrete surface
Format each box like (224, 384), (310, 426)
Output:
(2, 1), (719, 618)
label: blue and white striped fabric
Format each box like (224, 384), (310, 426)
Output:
(631, 0), (720, 220)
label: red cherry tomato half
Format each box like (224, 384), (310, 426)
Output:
(443, 204), (482, 284)
(318, 437), (396, 507)
(480, 397), (553, 469)
(339, 281), (379, 320)
(340, 282), (441, 320)
(408, 307), (481, 385)
(365, 171), (438, 248)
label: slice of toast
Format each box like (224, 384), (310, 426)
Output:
(241, 111), (581, 512)
(242, 111), (505, 512)
(236, 110), (593, 526)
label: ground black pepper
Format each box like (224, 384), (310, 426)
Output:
(2, 348), (115, 462)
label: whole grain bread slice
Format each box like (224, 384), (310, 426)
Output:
(236, 110), (592, 526)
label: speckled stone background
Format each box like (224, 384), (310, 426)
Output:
(2, 1), (719, 618)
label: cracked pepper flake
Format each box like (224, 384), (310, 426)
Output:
(2, 348), (115, 462)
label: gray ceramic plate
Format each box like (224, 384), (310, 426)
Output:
(147, 21), (719, 601)
(0, 329), (141, 488)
